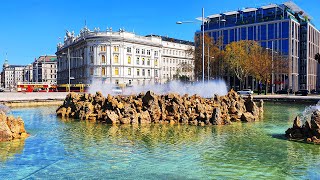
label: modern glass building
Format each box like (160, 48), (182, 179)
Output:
(199, 1), (320, 92)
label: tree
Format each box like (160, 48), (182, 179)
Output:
(224, 40), (259, 89)
(192, 33), (222, 81)
(251, 46), (288, 94)
(174, 62), (193, 83)
(251, 47), (272, 94)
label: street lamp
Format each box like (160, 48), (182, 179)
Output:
(266, 41), (277, 94)
(176, 8), (206, 84)
(61, 48), (83, 92)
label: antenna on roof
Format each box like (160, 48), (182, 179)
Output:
(85, 20), (87, 27)
(5, 52), (7, 60)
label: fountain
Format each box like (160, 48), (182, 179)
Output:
(56, 89), (263, 126)
(285, 102), (320, 144)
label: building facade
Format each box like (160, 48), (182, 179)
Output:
(56, 28), (194, 86)
(32, 55), (57, 85)
(1, 58), (25, 89)
(200, 1), (320, 91)
(23, 64), (33, 82)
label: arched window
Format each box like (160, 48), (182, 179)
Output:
(155, 59), (158, 66)
(102, 55), (106, 63)
(128, 56), (131, 64)
(142, 58), (145, 65)
(90, 56), (94, 63)
(114, 55), (119, 63)
(136, 57), (140, 65)
(101, 68), (106, 76)
(147, 59), (150, 65)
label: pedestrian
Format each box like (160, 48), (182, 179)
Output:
(258, 82), (261, 95)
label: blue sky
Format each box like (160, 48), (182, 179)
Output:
(0, 0), (318, 65)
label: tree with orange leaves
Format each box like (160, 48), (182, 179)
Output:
(190, 33), (222, 81)
(224, 40), (260, 89)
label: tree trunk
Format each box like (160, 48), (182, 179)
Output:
(265, 80), (268, 95)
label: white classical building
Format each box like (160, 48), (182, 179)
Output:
(56, 27), (194, 86)
(1, 58), (25, 89)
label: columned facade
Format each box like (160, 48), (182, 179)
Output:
(56, 28), (194, 86)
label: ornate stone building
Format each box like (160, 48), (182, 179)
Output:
(56, 27), (194, 86)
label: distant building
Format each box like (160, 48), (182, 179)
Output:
(56, 27), (194, 86)
(1, 58), (25, 89)
(199, 1), (320, 91)
(23, 64), (33, 82)
(32, 55), (57, 84)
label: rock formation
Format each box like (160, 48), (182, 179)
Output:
(0, 111), (28, 142)
(286, 110), (320, 144)
(56, 90), (263, 126)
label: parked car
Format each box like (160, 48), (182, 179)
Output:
(112, 86), (123, 95)
(311, 89), (318, 94)
(0, 88), (4, 92)
(276, 89), (288, 94)
(237, 89), (253, 95)
(295, 89), (309, 96)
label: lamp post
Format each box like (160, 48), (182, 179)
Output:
(62, 48), (83, 92)
(177, 7), (206, 84)
(267, 41), (275, 94)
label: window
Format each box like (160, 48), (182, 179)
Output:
(102, 68), (106, 76)
(147, 50), (151, 55)
(155, 70), (158, 77)
(154, 51), (158, 56)
(137, 69), (140, 76)
(102, 55), (106, 63)
(127, 47), (131, 53)
(136, 48), (140, 54)
(100, 45), (106, 52)
(147, 59), (150, 65)
(90, 56), (94, 63)
(114, 46), (119, 52)
(136, 57), (140, 65)
(142, 69), (145, 76)
(128, 68), (131, 75)
(90, 68), (94, 75)
(128, 56), (131, 64)
(114, 55), (119, 63)
(155, 59), (158, 66)
(148, 70), (150, 76)
(142, 49), (145, 54)
(142, 58), (145, 65)
(115, 67), (119, 75)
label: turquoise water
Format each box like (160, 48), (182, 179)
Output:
(0, 103), (320, 179)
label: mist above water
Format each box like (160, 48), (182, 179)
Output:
(88, 79), (228, 98)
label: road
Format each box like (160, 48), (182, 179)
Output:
(0, 91), (320, 103)
(0, 92), (69, 102)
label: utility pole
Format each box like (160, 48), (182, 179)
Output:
(202, 7), (205, 84)
(207, 46), (210, 82)
(271, 41), (274, 94)
(68, 48), (71, 92)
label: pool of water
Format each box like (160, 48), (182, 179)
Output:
(0, 102), (320, 179)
